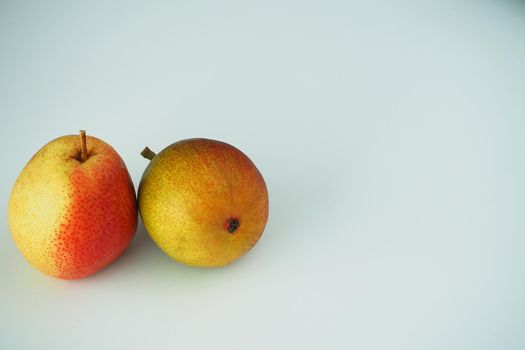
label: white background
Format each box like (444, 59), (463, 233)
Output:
(1, 1), (524, 349)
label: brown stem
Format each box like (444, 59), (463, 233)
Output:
(141, 146), (156, 160)
(79, 130), (88, 162)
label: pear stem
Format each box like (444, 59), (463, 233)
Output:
(79, 130), (88, 162)
(141, 146), (156, 160)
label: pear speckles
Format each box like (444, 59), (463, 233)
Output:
(8, 134), (138, 279)
(138, 138), (269, 267)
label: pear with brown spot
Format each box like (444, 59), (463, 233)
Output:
(138, 138), (269, 267)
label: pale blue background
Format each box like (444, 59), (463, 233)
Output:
(1, 0), (524, 349)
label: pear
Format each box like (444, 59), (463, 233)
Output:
(138, 138), (269, 267)
(8, 131), (137, 279)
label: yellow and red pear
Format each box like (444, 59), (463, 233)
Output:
(138, 138), (269, 267)
(8, 131), (137, 279)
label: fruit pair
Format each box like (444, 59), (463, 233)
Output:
(8, 131), (269, 279)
